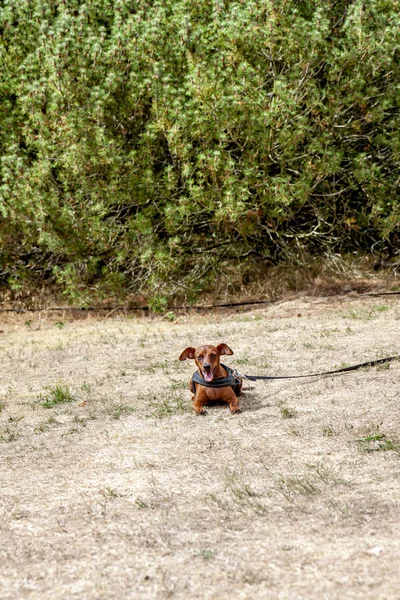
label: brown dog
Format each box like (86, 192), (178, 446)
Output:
(179, 343), (242, 415)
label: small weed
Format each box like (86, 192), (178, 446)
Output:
(197, 549), (214, 560)
(34, 415), (61, 433)
(223, 471), (266, 515)
(168, 380), (187, 391)
(356, 433), (399, 453)
(144, 360), (170, 375)
(306, 462), (339, 485)
(102, 487), (123, 499)
(275, 475), (320, 502)
(164, 311), (176, 322)
(81, 382), (92, 393)
(259, 361), (271, 369)
(109, 404), (135, 420)
(55, 321), (65, 329)
(303, 341), (314, 349)
(135, 498), (149, 509)
(40, 384), (75, 408)
(320, 328), (339, 338)
(323, 425), (335, 437)
(149, 400), (173, 418)
(342, 305), (389, 321)
(280, 406), (297, 419)
(375, 304), (388, 313)
(376, 361), (390, 371)
(235, 357), (252, 366)
(287, 425), (301, 437)
(147, 395), (189, 418)
(35, 422), (50, 433)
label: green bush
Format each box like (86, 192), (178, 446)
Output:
(1, 0), (399, 302)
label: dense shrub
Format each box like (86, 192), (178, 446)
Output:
(1, 0), (399, 302)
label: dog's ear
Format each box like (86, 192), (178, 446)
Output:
(179, 347), (196, 361)
(217, 343), (234, 356)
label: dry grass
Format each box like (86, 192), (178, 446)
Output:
(1, 294), (400, 599)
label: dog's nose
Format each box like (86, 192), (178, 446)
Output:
(203, 364), (211, 371)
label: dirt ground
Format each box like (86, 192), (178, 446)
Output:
(1, 295), (399, 599)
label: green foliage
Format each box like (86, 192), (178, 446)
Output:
(40, 384), (75, 408)
(1, 0), (399, 302)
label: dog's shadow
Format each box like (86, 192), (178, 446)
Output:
(204, 388), (264, 414)
(238, 389), (265, 413)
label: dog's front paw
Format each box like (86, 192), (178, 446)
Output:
(230, 407), (241, 414)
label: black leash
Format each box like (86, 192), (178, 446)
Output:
(242, 355), (400, 381)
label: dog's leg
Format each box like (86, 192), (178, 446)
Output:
(192, 388), (208, 415)
(225, 390), (241, 414)
(193, 398), (207, 415)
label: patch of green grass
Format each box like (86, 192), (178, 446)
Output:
(320, 328), (340, 337)
(280, 406), (297, 419)
(376, 361), (390, 371)
(102, 487), (123, 498)
(55, 321), (65, 329)
(34, 421), (50, 433)
(197, 549), (214, 560)
(375, 304), (388, 313)
(274, 475), (320, 503)
(147, 394), (190, 418)
(323, 425), (335, 437)
(234, 357), (252, 366)
(108, 404), (135, 420)
(135, 498), (149, 509)
(341, 305), (389, 321)
(303, 341), (314, 349)
(40, 384), (75, 408)
(35, 415), (61, 433)
(356, 433), (399, 453)
(164, 311), (176, 322)
(221, 471), (267, 515)
(144, 360), (170, 374)
(168, 380), (187, 391)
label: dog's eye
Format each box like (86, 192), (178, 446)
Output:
(198, 355), (203, 360)
(211, 353), (216, 358)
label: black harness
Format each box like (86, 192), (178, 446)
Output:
(191, 364), (242, 396)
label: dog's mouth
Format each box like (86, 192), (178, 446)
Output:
(202, 369), (214, 382)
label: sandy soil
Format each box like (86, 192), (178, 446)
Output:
(0, 295), (399, 599)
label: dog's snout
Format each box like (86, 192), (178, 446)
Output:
(203, 364), (211, 371)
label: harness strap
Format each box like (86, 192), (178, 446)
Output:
(243, 355), (400, 381)
(191, 364), (241, 390)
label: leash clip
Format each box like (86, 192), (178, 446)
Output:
(232, 368), (248, 381)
